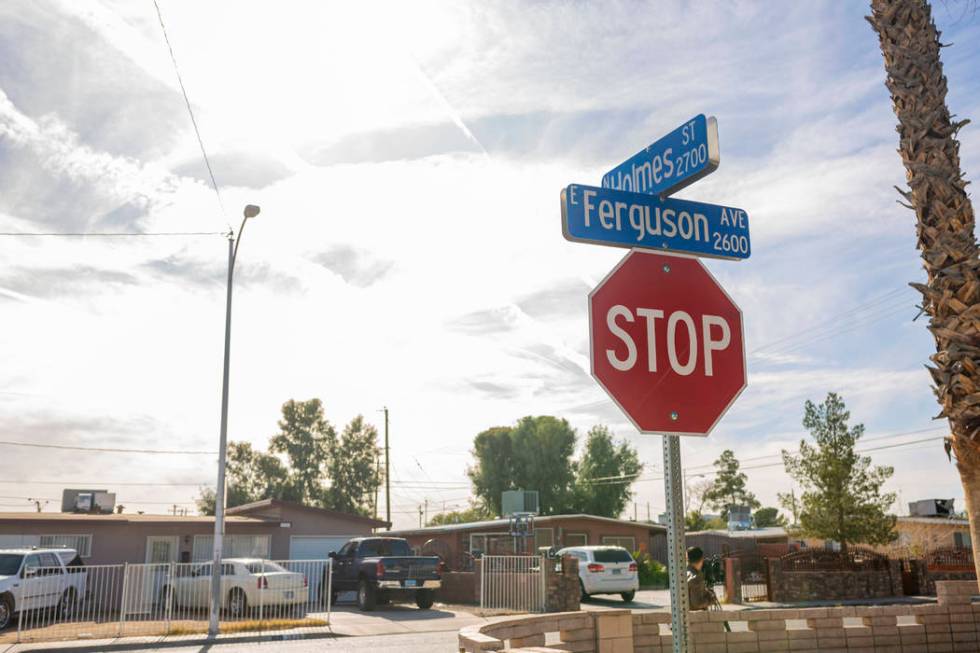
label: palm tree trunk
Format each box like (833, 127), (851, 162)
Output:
(869, 0), (980, 580)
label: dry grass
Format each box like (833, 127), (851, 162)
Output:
(168, 617), (329, 636)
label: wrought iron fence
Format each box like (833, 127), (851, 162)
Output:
(5, 559), (332, 645)
(776, 547), (890, 572)
(926, 546), (975, 572)
(479, 555), (545, 614)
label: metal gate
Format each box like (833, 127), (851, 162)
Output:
(726, 552), (769, 602)
(479, 555), (545, 613)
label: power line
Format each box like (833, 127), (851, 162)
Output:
(152, 0), (226, 222)
(0, 480), (208, 487)
(0, 440), (216, 455)
(0, 231), (224, 237)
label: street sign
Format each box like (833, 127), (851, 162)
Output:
(561, 183), (750, 260)
(602, 114), (719, 197)
(589, 250), (746, 436)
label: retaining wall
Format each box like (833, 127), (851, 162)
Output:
(458, 580), (980, 653)
(767, 558), (903, 602)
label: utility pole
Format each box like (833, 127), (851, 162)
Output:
(384, 407), (391, 530)
(373, 452), (381, 520)
(424, 499), (428, 526)
(633, 502), (638, 521)
(647, 502), (651, 522)
(418, 505), (423, 528)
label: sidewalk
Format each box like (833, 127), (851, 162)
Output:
(0, 604), (492, 653)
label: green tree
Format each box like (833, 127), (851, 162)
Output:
(428, 503), (493, 525)
(467, 426), (515, 516)
(468, 418), (578, 516)
(753, 507), (788, 528)
(194, 442), (294, 516)
(269, 399), (336, 504)
(782, 393), (897, 554)
(324, 415), (381, 516)
(509, 416), (578, 515)
(574, 425), (642, 518)
(703, 450), (760, 520)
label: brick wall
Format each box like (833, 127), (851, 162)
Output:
(767, 558), (902, 602)
(436, 570), (477, 604)
(460, 580), (980, 653)
(544, 555), (580, 613)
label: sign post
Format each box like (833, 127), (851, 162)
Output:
(563, 114), (748, 653)
(663, 435), (689, 652)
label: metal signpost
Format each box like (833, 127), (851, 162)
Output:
(561, 115), (748, 653)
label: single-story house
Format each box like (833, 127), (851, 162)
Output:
(686, 527), (791, 558)
(389, 515), (668, 569)
(0, 499), (388, 565)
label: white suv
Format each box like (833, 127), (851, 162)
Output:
(556, 545), (639, 602)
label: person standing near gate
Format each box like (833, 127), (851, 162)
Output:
(686, 547), (717, 610)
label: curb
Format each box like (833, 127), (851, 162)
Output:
(8, 629), (344, 653)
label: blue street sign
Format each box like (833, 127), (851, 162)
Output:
(602, 114), (719, 197)
(560, 184), (750, 260)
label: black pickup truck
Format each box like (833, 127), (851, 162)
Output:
(328, 537), (441, 611)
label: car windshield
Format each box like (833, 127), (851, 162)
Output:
(246, 561), (287, 574)
(593, 548), (633, 563)
(0, 554), (23, 576)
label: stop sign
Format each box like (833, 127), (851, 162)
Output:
(589, 250), (746, 436)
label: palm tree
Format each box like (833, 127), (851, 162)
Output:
(869, 0), (980, 577)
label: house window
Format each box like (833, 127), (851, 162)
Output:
(601, 536), (636, 551)
(470, 533), (514, 556)
(193, 535), (270, 562)
(564, 533), (587, 547)
(535, 528), (554, 549)
(954, 532), (972, 549)
(40, 534), (92, 558)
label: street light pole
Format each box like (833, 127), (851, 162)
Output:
(208, 204), (260, 639)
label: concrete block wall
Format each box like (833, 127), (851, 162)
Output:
(458, 580), (980, 653)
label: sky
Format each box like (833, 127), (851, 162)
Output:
(1, 0), (979, 529)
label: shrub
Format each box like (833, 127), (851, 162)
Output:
(633, 551), (668, 588)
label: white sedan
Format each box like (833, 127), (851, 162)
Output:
(556, 546), (639, 602)
(162, 559), (309, 618)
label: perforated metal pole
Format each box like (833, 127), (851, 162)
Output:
(663, 434), (690, 653)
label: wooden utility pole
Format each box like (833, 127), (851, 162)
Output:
(384, 407), (391, 530)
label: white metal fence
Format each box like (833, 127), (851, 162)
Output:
(5, 559), (332, 645)
(479, 555), (545, 614)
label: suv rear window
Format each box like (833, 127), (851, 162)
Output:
(593, 548), (633, 563)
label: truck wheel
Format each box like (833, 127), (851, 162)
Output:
(0, 594), (13, 630)
(415, 589), (434, 610)
(59, 588), (78, 618)
(579, 580), (589, 601)
(357, 580), (376, 611)
(621, 591), (635, 603)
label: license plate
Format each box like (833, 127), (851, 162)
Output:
(283, 591), (294, 599)
(405, 579), (417, 587)
(612, 569), (621, 575)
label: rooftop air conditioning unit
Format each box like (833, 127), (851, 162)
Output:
(908, 499), (954, 518)
(728, 505), (753, 531)
(61, 488), (110, 513)
(502, 490), (539, 516)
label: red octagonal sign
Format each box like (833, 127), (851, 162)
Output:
(590, 250), (746, 436)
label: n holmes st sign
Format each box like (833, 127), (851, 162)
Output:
(560, 184), (750, 260)
(589, 250), (746, 437)
(602, 114), (719, 197)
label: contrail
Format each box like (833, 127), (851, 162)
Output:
(408, 55), (490, 159)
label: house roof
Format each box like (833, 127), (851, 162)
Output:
(388, 514), (667, 536)
(226, 499), (390, 528)
(898, 516), (970, 527)
(687, 527), (789, 539)
(0, 512), (266, 524)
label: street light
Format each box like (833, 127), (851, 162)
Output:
(208, 204), (260, 638)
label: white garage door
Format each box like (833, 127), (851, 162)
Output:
(289, 536), (351, 560)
